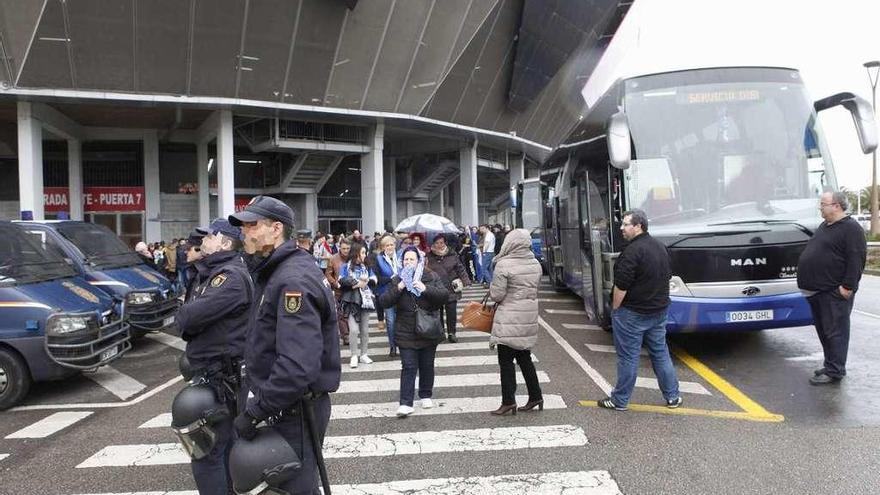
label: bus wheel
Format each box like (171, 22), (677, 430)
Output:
(0, 347), (32, 410)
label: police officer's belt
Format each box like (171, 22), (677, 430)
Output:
(192, 357), (243, 380)
(266, 392), (328, 424)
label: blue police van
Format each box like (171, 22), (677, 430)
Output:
(19, 221), (180, 339)
(0, 221), (130, 409)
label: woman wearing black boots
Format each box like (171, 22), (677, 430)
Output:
(488, 228), (544, 416)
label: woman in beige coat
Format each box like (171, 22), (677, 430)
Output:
(488, 228), (544, 415)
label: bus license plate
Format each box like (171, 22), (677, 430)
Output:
(163, 316), (175, 326)
(725, 310), (774, 322)
(100, 346), (119, 361)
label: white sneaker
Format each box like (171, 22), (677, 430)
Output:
(420, 398), (434, 409)
(350, 356), (358, 368)
(359, 355), (373, 364)
(396, 405), (414, 417)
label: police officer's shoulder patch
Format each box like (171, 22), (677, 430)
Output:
(284, 291), (302, 313)
(211, 273), (228, 288)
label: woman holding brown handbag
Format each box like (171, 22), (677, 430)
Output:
(488, 228), (544, 416)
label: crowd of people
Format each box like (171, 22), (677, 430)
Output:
(163, 195), (546, 493)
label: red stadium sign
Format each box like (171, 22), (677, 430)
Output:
(44, 187), (146, 212)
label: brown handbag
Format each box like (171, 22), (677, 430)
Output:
(459, 293), (496, 333)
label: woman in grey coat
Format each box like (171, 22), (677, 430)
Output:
(488, 228), (544, 415)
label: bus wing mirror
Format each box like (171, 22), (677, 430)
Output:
(607, 111), (632, 169)
(814, 92), (878, 154)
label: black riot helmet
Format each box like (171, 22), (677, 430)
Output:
(170, 383), (229, 460)
(230, 426), (302, 495)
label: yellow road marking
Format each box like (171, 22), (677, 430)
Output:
(669, 344), (783, 420)
(579, 401), (783, 423)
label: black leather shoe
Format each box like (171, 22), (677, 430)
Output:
(447, 334), (458, 343)
(389, 348), (397, 358)
(517, 399), (544, 412)
(809, 374), (842, 385)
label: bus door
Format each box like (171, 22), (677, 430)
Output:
(577, 169), (611, 325)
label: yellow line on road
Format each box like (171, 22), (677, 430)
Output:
(669, 344), (784, 421)
(578, 401), (784, 422)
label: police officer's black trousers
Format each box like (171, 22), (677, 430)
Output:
(275, 394), (332, 495)
(807, 290), (854, 379)
(191, 414), (235, 495)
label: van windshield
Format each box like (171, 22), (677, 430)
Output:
(0, 224), (76, 286)
(56, 223), (142, 269)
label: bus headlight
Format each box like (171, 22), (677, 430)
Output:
(46, 314), (94, 336)
(669, 276), (693, 296)
(127, 292), (155, 305)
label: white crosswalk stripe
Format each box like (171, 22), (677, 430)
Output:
(5, 411), (94, 439)
(337, 371), (551, 394)
(343, 354), (535, 373)
(77, 425), (587, 467)
(71, 285), (627, 493)
(341, 341), (489, 357)
(84, 366), (147, 400)
(0, 454), (9, 463)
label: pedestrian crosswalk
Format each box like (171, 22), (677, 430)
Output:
(63, 283), (624, 494)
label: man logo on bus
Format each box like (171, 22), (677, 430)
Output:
(730, 258), (767, 266)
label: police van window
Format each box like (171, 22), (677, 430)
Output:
(24, 230), (70, 262)
(0, 224), (75, 285)
(56, 222), (141, 269)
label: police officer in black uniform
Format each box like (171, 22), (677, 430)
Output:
(176, 218), (254, 495)
(228, 196), (341, 495)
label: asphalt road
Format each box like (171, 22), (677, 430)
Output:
(1, 275), (878, 494)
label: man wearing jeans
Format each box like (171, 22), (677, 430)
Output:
(598, 209), (681, 411)
(479, 224), (496, 285)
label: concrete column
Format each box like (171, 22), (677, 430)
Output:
(458, 141), (479, 227)
(216, 109), (235, 218)
(438, 188), (445, 217)
(383, 158), (397, 229)
(197, 141), (210, 226)
(509, 154), (524, 189)
(17, 102), (44, 220)
(305, 193), (318, 232)
(67, 139), (83, 221)
(143, 130), (161, 242)
(360, 121), (384, 235)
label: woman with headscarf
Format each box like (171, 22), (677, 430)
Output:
(339, 242), (378, 368)
(378, 246), (448, 417)
(488, 228), (544, 416)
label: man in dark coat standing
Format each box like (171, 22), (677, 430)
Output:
(229, 196), (341, 494)
(797, 191), (867, 385)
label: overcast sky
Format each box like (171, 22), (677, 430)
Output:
(584, 0), (880, 193)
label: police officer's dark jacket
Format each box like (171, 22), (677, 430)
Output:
(245, 240), (341, 421)
(177, 249), (253, 369)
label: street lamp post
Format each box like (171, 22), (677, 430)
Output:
(865, 60), (880, 236)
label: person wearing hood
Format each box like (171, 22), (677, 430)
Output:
(228, 195), (341, 495)
(488, 228), (544, 416)
(426, 233), (471, 343)
(378, 246), (449, 417)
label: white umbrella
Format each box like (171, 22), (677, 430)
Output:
(394, 213), (460, 234)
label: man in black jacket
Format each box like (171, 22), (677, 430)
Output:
(598, 209), (681, 411)
(175, 218), (253, 495)
(797, 191), (867, 385)
(229, 195), (341, 494)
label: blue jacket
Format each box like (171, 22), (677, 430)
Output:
(176, 250), (253, 368)
(245, 241), (341, 420)
(374, 252), (399, 296)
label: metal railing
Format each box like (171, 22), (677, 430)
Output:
(278, 120), (365, 144)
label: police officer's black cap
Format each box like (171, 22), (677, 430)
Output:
(228, 195), (295, 227)
(296, 229), (312, 240)
(185, 229), (205, 247)
(196, 218), (244, 241)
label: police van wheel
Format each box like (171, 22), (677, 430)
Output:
(0, 347), (31, 411)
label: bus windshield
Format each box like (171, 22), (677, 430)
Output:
(0, 224), (76, 286)
(56, 223), (143, 269)
(622, 68), (835, 231)
(520, 183), (543, 231)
